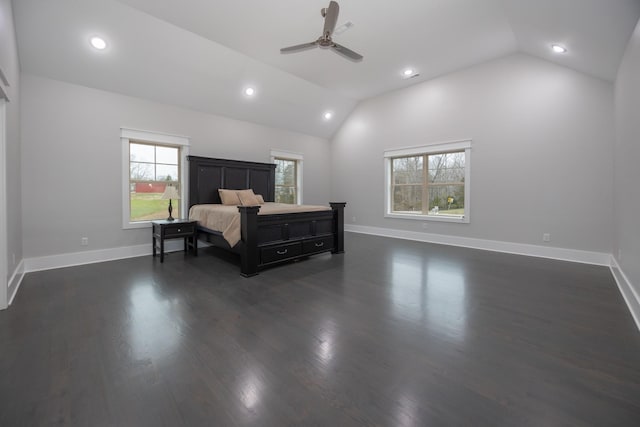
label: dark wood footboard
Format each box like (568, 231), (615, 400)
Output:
(238, 202), (346, 277)
(330, 202), (346, 254)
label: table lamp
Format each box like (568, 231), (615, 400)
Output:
(161, 185), (180, 221)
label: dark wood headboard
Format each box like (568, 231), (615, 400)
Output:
(187, 156), (276, 208)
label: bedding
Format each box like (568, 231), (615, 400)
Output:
(218, 189), (241, 205)
(189, 202), (331, 247)
(236, 189), (261, 206)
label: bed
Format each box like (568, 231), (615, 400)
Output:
(187, 155), (346, 276)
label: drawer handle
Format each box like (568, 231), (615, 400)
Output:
(276, 249), (288, 255)
(177, 228), (181, 232)
(314, 242), (324, 247)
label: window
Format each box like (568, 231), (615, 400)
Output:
(121, 129), (189, 229)
(384, 140), (471, 223)
(0, 99), (6, 309)
(129, 142), (180, 221)
(271, 150), (303, 204)
(274, 158), (297, 203)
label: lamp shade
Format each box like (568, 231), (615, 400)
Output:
(161, 185), (180, 200)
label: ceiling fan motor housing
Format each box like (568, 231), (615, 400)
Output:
(318, 36), (333, 47)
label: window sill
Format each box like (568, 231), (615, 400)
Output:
(385, 212), (469, 224)
(123, 221), (153, 230)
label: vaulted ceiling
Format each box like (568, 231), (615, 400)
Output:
(13, 0), (640, 138)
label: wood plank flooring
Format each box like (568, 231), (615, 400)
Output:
(1, 232), (639, 426)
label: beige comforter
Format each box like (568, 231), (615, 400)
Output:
(189, 202), (331, 247)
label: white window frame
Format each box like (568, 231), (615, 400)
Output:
(384, 139), (471, 223)
(0, 98), (7, 310)
(121, 128), (190, 229)
(270, 149), (303, 204)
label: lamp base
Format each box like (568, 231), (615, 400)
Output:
(167, 199), (175, 221)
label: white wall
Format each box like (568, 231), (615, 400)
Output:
(0, 0), (22, 308)
(614, 19), (640, 293)
(21, 74), (331, 259)
(331, 53), (614, 253)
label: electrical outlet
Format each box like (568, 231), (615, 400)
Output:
(352, 216), (356, 222)
(81, 237), (89, 246)
(542, 233), (551, 242)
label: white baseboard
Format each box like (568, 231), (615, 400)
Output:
(23, 240), (193, 273)
(345, 224), (611, 266)
(610, 256), (640, 331)
(7, 259), (25, 306)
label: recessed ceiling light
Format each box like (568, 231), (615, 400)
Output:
(401, 68), (420, 79)
(244, 87), (255, 96)
(90, 36), (107, 50)
(323, 111), (333, 120)
(551, 44), (567, 54)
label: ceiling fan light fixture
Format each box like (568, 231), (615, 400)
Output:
(551, 44), (567, 53)
(90, 36), (107, 50)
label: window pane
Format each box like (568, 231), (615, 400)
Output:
(386, 143), (469, 221)
(392, 185), (422, 212)
(393, 156), (423, 184)
(427, 185), (464, 216)
(275, 157), (298, 204)
(275, 186), (296, 204)
(129, 142), (181, 222)
(156, 164), (178, 182)
(428, 152), (465, 183)
(156, 146), (178, 165)
(129, 188), (180, 222)
(130, 143), (155, 163)
(275, 159), (296, 186)
(130, 162), (154, 181)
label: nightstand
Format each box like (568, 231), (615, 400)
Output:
(152, 219), (198, 263)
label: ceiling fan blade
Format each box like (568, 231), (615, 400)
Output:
(323, 1), (339, 37)
(280, 41), (318, 53)
(331, 42), (363, 61)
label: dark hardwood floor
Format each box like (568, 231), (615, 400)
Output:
(1, 232), (639, 426)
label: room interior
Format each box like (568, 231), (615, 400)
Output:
(1, 0), (639, 424)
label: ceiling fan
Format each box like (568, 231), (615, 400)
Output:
(280, 1), (363, 61)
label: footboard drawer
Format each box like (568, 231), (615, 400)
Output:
(302, 235), (334, 255)
(260, 242), (302, 264)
